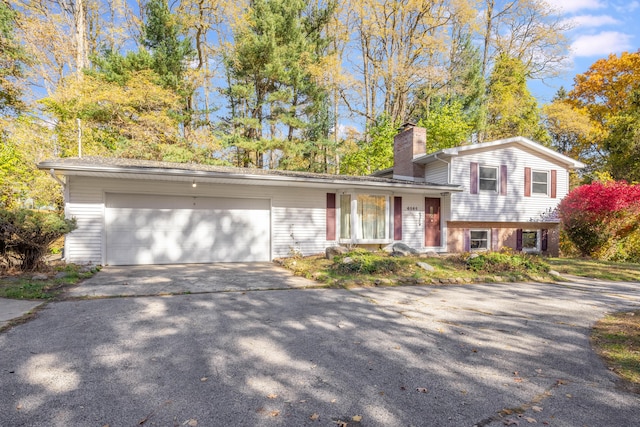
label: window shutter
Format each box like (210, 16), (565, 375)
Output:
(463, 228), (470, 251)
(326, 193), (336, 241)
(394, 197), (402, 240)
(550, 170), (557, 198)
(541, 229), (548, 251)
(491, 228), (499, 251)
(516, 229), (523, 251)
(524, 167), (531, 197)
(470, 162), (479, 194)
(500, 165), (507, 196)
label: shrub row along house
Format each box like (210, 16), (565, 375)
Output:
(38, 124), (584, 265)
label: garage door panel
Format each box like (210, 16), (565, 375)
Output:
(105, 194), (270, 265)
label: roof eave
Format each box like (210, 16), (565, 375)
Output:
(39, 162), (463, 193)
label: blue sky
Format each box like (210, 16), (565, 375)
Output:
(530, 0), (639, 103)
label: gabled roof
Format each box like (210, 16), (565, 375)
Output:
(412, 136), (585, 169)
(38, 156), (462, 194)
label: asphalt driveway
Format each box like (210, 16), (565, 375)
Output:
(1, 268), (639, 426)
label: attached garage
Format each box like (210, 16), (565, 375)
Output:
(105, 193), (271, 265)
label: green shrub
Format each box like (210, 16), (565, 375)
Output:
(334, 251), (402, 275)
(0, 209), (76, 271)
(465, 251), (549, 274)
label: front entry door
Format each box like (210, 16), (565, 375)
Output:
(425, 197), (441, 247)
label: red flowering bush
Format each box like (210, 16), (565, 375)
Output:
(558, 181), (640, 261)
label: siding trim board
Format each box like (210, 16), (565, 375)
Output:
(326, 193), (336, 241)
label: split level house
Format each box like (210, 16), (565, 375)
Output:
(38, 124), (584, 266)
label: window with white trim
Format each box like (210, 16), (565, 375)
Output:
(522, 230), (540, 252)
(339, 194), (389, 242)
(532, 170), (549, 195)
(479, 166), (498, 192)
(470, 230), (490, 250)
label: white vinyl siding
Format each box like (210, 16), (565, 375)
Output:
(65, 179), (104, 264)
(449, 146), (569, 222)
(424, 161), (449, 184)
(64, 176), (338, 264)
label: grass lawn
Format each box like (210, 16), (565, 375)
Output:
(592, 310), (640, 393)
(547, 258), (640, 282)
(0, 264), (100, 300)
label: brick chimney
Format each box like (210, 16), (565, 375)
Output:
(393, 123), (426, 182)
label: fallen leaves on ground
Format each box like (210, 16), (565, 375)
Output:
(352, 415), (362, 422)
(310, 413), (319, 420)
(267, 393), (278, 399)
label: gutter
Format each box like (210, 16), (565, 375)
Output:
(38, 162), (463, 193)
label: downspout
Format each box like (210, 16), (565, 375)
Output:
(49, 169), (66, 187)
(433, 154), (451, 184)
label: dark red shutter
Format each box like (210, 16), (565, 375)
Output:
(326, 193), (336, 241)
(394, 197), (402, 240)
(470, 162), (479, 194)
(516, 229), (523, 251)
(491, 228), (499, 251)
(500, 165), (507, 196)
(541, 229), (548, 251)
(550, 170), (557, 198)
(463, 228), (470, 251)
(524, 167), (531, 197)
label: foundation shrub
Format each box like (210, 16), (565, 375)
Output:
(0, 209), (76, 271)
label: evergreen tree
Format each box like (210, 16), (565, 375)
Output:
(223, 0), (333, 168)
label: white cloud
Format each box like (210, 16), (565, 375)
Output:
(570, 31), (634, 57)
(562, 14), (620, 29)
(557, 0), (606, 14)
(614, 1), (640, 13)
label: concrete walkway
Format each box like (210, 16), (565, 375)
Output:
(66, 263), (320, 298)
(0, 298), (42, 329)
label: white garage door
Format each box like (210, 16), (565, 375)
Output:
(105, 193), (271, 265)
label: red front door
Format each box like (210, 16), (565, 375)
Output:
(425, 197), (441, 247)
